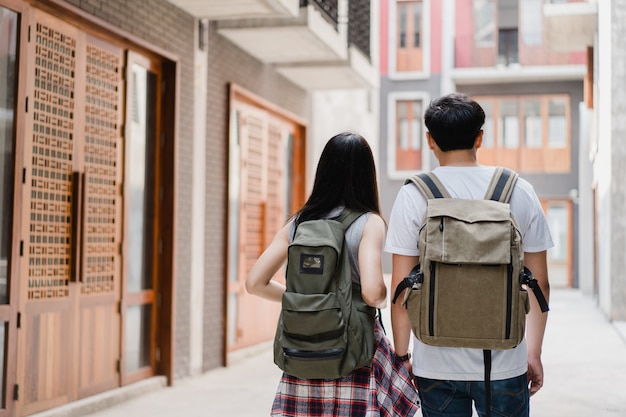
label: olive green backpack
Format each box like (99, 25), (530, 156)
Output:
(273, 209), (376, 379)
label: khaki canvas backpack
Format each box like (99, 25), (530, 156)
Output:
(392, 167), (549, 350)
(274, 209), (377, 379)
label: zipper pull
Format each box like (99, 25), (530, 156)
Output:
(439, 218), (444, 232)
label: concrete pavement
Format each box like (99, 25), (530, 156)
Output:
(33, 288), (626, 417)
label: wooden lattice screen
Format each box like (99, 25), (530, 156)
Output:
(82, 42), (121, 295)
(27, 22), (76, 300)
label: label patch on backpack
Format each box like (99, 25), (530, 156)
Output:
(300, 253), (324, 274)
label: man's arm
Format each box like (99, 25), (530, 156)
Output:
(391, 253), (420, 371)
(524, 250), (550, 396)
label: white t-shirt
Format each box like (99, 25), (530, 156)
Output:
(385, 165), (554, 381)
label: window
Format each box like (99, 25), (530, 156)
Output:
(498, 28), (519, 65)
(474, 94), (570, 173)
(523, 99), (542, 148)
(474, 0), (495, 45)
(499, 99), (519, 148)
(395, 0), (425, 74)
(548, 98), (567, 148)
(388, 93), (429, 177)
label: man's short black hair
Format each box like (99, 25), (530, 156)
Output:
(424, 93), (485, 152)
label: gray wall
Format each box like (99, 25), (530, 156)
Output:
(610, 0), (626, 319)
(378, 75), (442, 272)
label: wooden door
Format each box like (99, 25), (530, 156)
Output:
(14, 8), (123, 415)
(226, 90), (305, 352)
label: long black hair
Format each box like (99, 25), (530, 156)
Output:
(295, 132), (381, 224)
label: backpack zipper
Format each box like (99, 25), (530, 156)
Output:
(283, 348), (344, 361)
(505, 263), (513, 339)
(429, 261), (436, 336)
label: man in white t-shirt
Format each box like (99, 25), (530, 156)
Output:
(385, 93), (553, 417)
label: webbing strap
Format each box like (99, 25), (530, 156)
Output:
(485, 167), (519, 203)
(405, 172), (451, 199)
(391, 264), (422, 305)
(484, 349), (492, 417)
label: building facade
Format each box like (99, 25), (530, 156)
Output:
(0, 0), (379, 415)
(546, 0), (626, 320)
(379, 0), (586, 289)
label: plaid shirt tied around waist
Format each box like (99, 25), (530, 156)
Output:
(271, 322), (420, 417)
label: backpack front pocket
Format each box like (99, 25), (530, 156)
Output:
(280, 292), (346, 350)
(279, 292), (347, 379)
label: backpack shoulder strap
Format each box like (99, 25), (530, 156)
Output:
(405, 172), (451, 199)
(484, 167), (519, 203)
(335, 208), (364, 229)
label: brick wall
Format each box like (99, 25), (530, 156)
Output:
(202, 22), (310, 371)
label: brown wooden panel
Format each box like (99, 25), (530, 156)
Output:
(21, 308), (72, 416)
(78, 299), (119, 397)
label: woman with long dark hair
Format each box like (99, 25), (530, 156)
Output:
(247, 132), (419, 416)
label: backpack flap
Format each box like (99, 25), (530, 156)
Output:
(422, 198), (512, 265)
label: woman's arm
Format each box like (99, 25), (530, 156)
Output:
(358, 214), (388, 308)
(245, 221), (291, 303)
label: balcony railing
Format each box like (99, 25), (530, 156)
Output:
(348, 0), (370, 59)
(301, 0), (339, 29)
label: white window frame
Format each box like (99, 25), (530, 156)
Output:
(387, 91), (431, 179)
(388, 0), (431, 80)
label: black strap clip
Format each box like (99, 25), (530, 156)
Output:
(392, 264), (424, 305)
(520, 266), (550, 313)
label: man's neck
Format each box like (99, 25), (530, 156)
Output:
(436, 149), (479, 167)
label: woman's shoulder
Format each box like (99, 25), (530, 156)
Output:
(362, 212), (385, 232)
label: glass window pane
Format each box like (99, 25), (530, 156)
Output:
(548, 98), (567, 148)
(125, 305), (152, 372)
(474, 0), (495, 45)
(411, 119), (421, 150)
(482, 101), (494, 148)
(411, 100), (422, 150)
(398, 4), (407, 48)
(127, 64), (156, 293)
(0, 7), (19, 305)
(499, 100), (519, 148)
(397, 101), (408, 150)
(399, 119), (409, 149)
(413, 2), (422, 48)
(523, 99), (542, 148)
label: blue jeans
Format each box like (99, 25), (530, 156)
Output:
(415, 374), (529, 417)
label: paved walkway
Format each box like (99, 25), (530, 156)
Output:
(35, 288), (626, 417)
